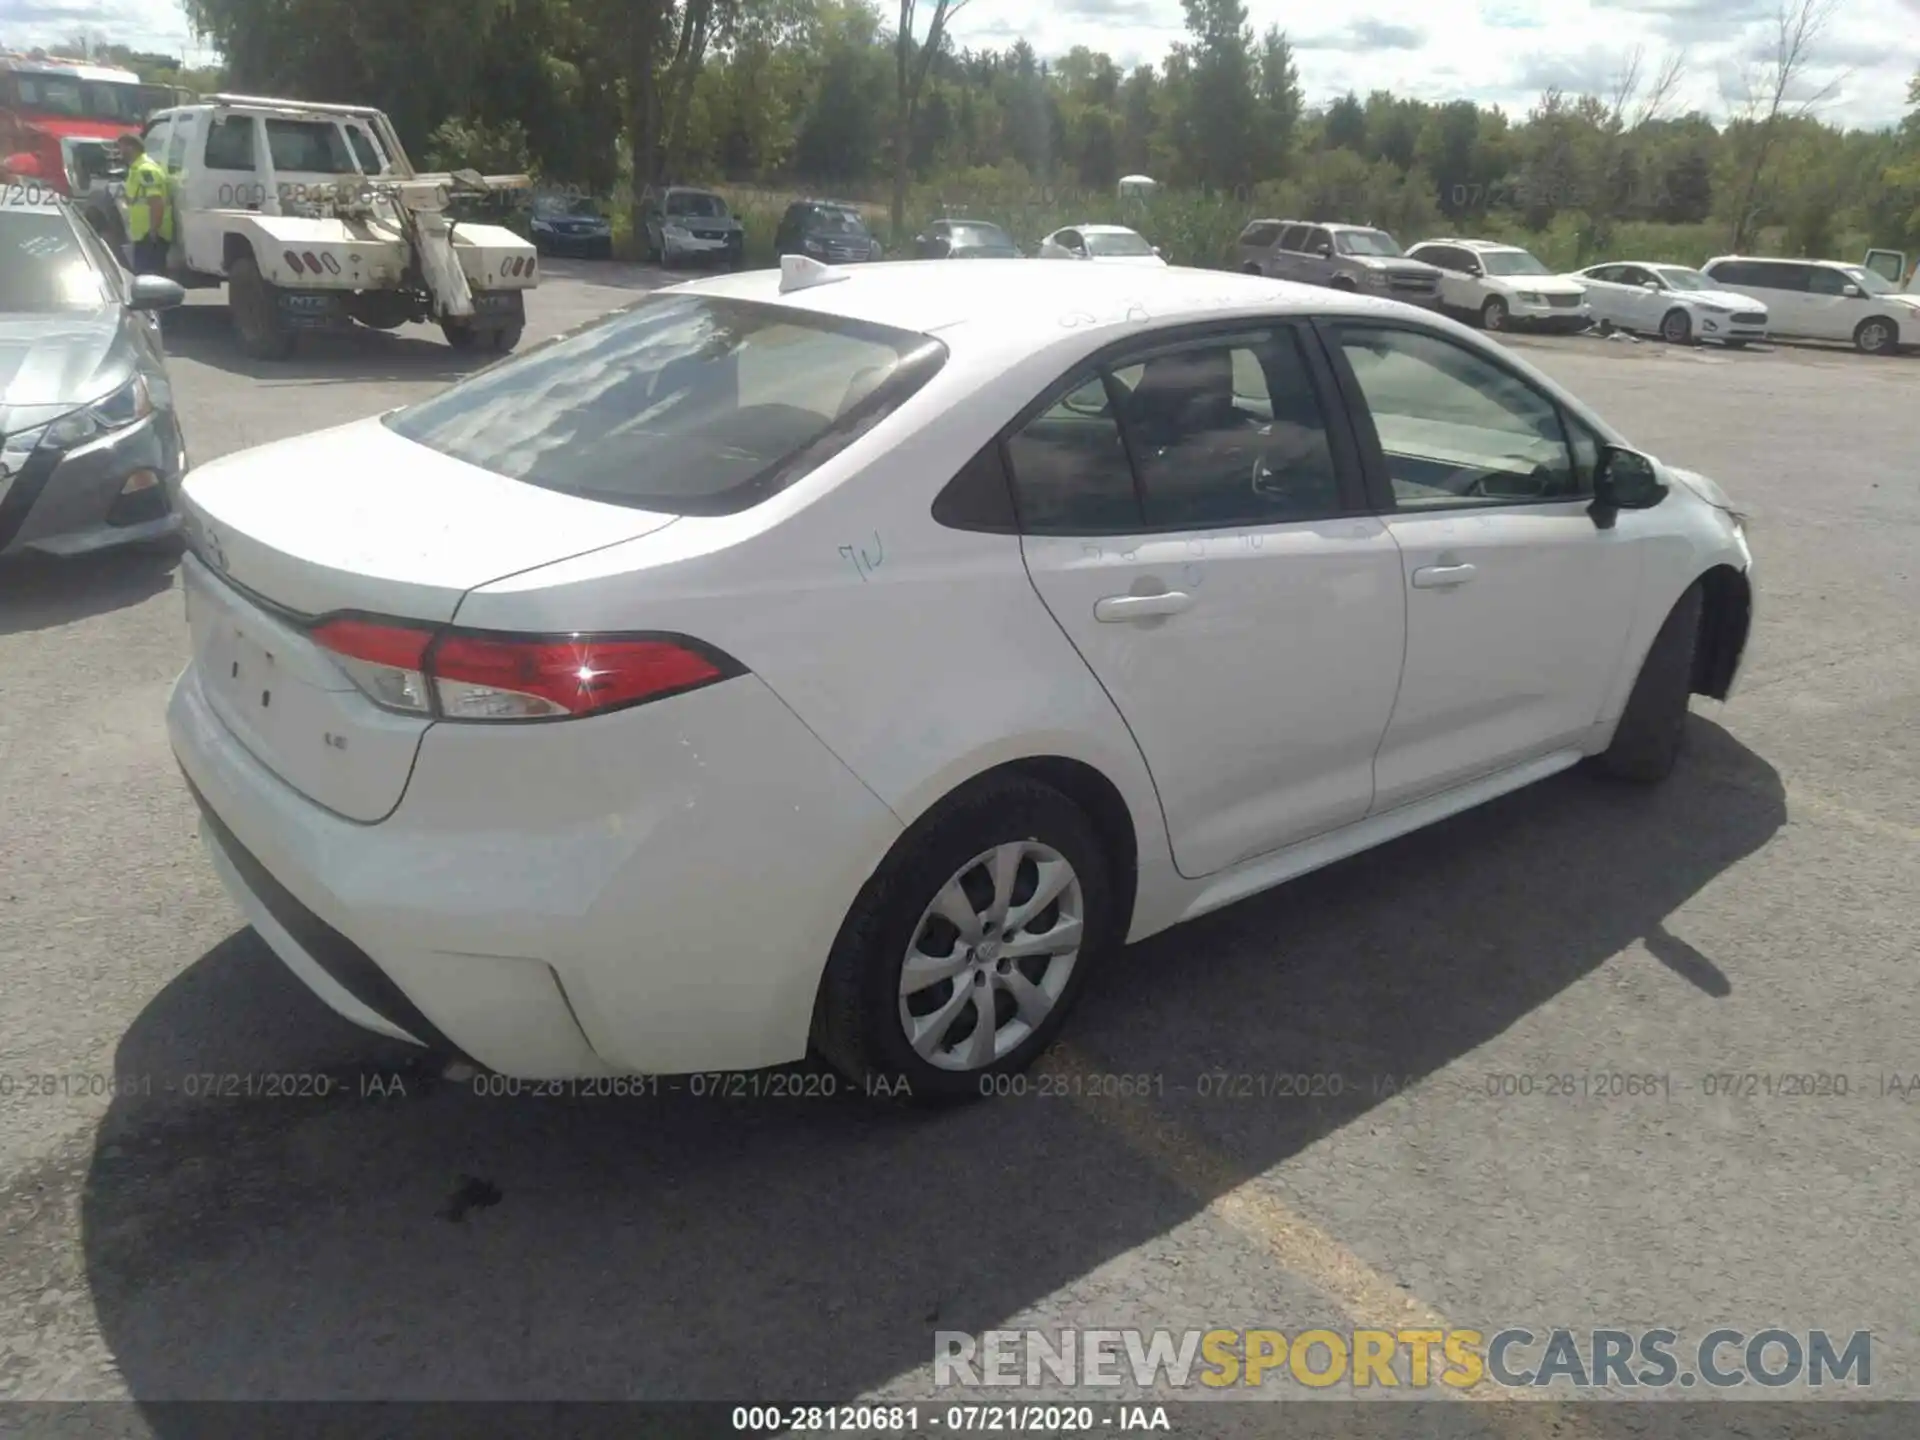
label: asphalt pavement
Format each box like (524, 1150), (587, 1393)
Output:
(0, 264), (1916, 1432)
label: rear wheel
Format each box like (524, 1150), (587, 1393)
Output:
(1723, 339), (1749, 350)
(1331, 276), (1358, 292)
(1591, 583), (1703, 784)
(1854, 317), (1897, 355)
(227, 256), (295, 360)
(1480, 296), (1509, 331)
(1660, 307), (1694, 345)
(811, 775), (1115, 1103)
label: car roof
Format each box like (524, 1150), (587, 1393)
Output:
(1076, 224), (1140, 235)
(670, 260), (1408, 361)
(1420, 238), (1525, 252)
(1704, 254), (1844, 267)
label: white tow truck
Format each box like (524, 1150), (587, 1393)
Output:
(135, 94), (538, 358)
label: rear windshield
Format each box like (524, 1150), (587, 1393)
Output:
(1085, 229), (1153, 257)
(808, 207), (869, 236)
(384, 294), (948, 516)
(949, 223), (1014, 249)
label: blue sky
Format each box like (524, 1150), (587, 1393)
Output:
(2, 0), (1915, 129)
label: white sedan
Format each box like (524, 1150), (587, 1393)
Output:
(169, 255), (1754, 1099)
(1037, 224), (1166, 266)
(1573, 262), (1769, 347)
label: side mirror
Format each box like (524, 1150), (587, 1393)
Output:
(1641, 281), (1660, 292)
(127, 274), (185, 311)
(1842, 283), (1862, 298)
(1589, 445), (1668, 530)
(1314, 244), (1332, 257)
(1153, 245), (1164, 258)
(1465, 264), (1483, 277)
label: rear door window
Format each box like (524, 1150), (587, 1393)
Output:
(265, 119), (356, 173)
(384, 294), (948, 516)
(1276, 224), (1311, 252)
(1241, 221), (1282, 248)
(203, 115), (258, 172)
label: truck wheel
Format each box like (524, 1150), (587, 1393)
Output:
(228, 257), (296, 360)
(491, 325), (524, 353)
(440, 319), (481, 350)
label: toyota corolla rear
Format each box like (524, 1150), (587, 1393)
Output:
(168, 287), (949, 1078)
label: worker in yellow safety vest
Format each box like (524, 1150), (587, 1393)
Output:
(117, 131), (172, 275)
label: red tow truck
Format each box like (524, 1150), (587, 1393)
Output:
(1, 53), (180, 228)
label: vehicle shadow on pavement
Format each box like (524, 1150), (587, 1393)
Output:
(0, 544), (179, 638)
(79, 716), (1783, 1409)
(159, 304), (498, 386)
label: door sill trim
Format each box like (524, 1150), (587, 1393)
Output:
(1178, 749), (1585, 924)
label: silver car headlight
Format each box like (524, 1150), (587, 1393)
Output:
(1516, 291), (1545, 305)
(1696, 302), (1732, 315)
(44, 374), (153, 450)
(0, 422), (49, 502)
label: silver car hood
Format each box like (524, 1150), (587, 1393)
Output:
(0, 309), (132, 435)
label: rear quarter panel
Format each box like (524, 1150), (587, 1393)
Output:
(453, 332), (1184, 939)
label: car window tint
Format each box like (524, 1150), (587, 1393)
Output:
(1277, 224), (1310, 251)
(1242, 221), (1281, 247)
(1806, 266), (1848, 296)
(1109, 331), (1342, 529)
(203, 115), (257, 171)
(1334, 324), (1579, 507)
(1304, 227), (1332, 253)
(1753, 262), (1809, 292)
(1004, 377), (1142, 532)
(1585, 265), (1619, 283)
(385, 294), (947, 517)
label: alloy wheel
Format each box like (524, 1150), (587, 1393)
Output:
(896, 841), (1085, 1072)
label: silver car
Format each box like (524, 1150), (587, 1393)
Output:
(1236, 220), (1443, 307)
(1, 194), (189, 559)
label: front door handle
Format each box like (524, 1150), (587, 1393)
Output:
(1411, 562), (1477, 589)
(1094, 591), (1193, 622)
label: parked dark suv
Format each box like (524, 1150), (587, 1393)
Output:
(775, 200), (884, 263)
(1236, 220), (1442, 308)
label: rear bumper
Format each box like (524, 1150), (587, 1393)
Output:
(0, 408), (187, 557)
(167, 658), (903, 1078)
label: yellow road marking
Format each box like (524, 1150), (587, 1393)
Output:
(1042, 1043), (1595, 1435)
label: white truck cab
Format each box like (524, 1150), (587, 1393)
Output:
(138, 94), (538, 358)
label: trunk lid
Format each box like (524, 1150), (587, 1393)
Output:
(178, 416), (676, 821)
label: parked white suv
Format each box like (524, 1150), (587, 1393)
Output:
(1405, 238), (1589, 333)
(1699, 256), (1920, 355)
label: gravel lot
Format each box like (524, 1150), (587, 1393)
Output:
(1, 265), (1915, 1433)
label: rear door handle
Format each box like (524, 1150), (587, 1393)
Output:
(1411, 563), (1477, 589)
(1094, 591), (1193, 622)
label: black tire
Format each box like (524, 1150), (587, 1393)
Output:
(1854, 317), (1896, 355)
(440, 319), (481, 350)
(1594, 318), (1614, 337)
(227, 256), (295, 360)
(1660, 307), (1693, 345)
(1723, 339), (1748, 350)
(1592, 583), (1703, 784)
(491, 324), (523, 353)
(1241, 263), (1262, 275)
(1330, 276), (1358, 292)
(811, 775), (1117, 1104)
(1480, 296), (1508, 331)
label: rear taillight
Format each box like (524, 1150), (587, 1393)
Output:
(310, 617), (435, 713)
(309, 618), (736, 722)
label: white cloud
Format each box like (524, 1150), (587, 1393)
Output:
(0, 0), (211, 63)
(947, 0), (1918, 129)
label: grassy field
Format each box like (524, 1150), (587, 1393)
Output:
(589, 178), (1871, 275)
